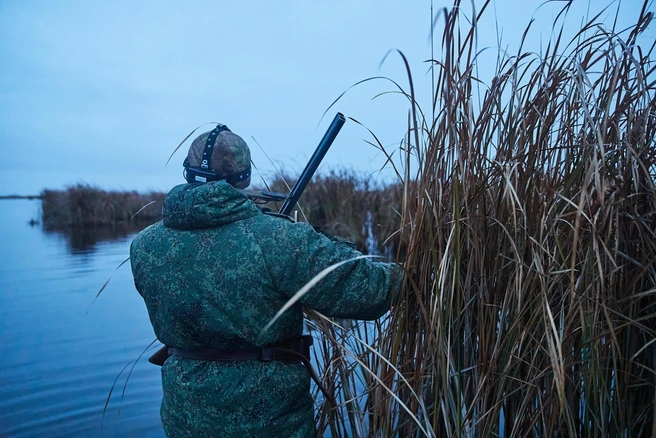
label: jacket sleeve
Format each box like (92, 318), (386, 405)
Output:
(259, 218), (403, 321)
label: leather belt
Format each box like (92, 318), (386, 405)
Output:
(168, 335), (312, 363)
(156, 335), (338, 408)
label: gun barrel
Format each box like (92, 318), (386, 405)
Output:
(280, 112), (346, 216)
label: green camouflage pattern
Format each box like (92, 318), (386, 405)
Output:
(187, 129), (251, 177)
(130, 181), (402, 438)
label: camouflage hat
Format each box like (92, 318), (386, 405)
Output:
(185, 126), (251, 189)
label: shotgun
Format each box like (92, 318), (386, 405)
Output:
(241, 112), (346, 211)
(148, 113), (346, 366)
(279, 112), (345, 215)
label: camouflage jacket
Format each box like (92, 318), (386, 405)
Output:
(130, 181), (402, 438)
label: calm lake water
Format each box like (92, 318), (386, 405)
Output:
(0, 200), (164, 437)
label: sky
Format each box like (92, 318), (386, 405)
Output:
(0, 0), (653, 196)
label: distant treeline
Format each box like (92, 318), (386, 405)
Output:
(0, 195), (43, 200)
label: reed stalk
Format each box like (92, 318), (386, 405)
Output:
(312, 2), (656, 436)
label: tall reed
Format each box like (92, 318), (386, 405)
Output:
(313, 1), (656, 436)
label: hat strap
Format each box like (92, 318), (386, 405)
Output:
(200, 124), (231, 170)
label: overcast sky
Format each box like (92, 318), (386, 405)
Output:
(0, 0), (652, 195)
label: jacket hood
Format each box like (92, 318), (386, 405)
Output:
(163, 181), (260, 230)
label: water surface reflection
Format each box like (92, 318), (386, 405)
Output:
(43, 222), (152, 254)
(0, 200), (164, 437)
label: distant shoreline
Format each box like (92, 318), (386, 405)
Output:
(0, 195), (42, 200)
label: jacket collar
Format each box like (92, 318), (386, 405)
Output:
(163, 181), (260, 230)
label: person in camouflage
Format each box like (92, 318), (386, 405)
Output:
(130, 124), (402, 437)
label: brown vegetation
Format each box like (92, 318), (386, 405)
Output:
(39, 178), (403, 255)
(311, 1), (656, 437)
(263, 170), (404, 255)
(40, 184), (165, 227)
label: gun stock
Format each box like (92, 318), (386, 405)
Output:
(148, 345), (170, 366)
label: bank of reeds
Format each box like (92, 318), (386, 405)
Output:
(265, 170), (404, 255)
(312, 1), (656, 437)
(39, 177), (403, 253)
(41, 184), (165, 227)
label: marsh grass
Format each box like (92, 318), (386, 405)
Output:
(41, 184), (165, 227)
(39, 178), (403, 254)
(265, 169), (404, 255)
(310, 1), (656, 436)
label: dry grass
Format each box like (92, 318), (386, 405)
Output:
(41, 184), (164, 227)
(260, 169), (404, 255)
(311, 1), (656, 437)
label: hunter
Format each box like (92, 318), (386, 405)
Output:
(130, 123), (402, 437)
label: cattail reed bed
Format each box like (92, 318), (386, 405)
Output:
(265, 169), (404, 255)
(310, 1), (656, 437)
(39, 177), (403, 254)
(40, 184), (165, 227)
